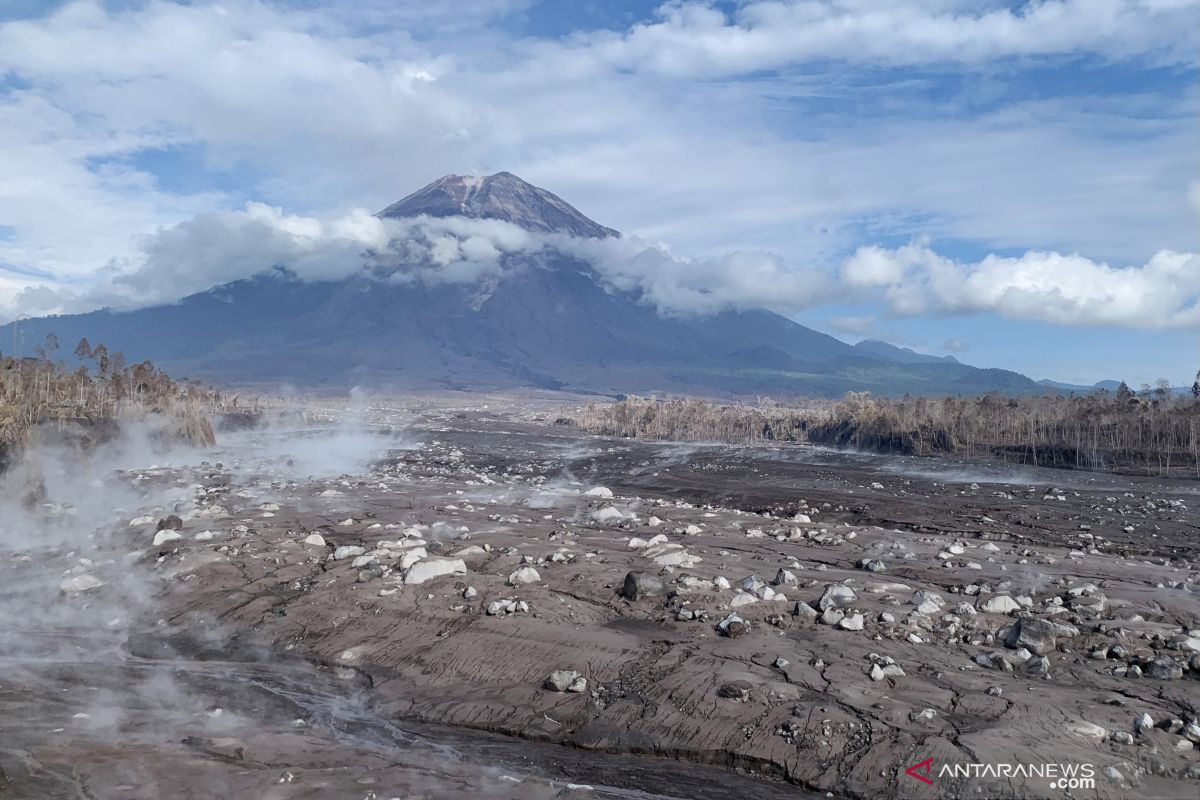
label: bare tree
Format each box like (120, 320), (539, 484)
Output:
(74, 337), (93, 361)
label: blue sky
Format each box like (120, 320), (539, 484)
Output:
(0, 1), (1197, 386)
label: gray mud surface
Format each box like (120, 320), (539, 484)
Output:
(2, 400), (1197, 799)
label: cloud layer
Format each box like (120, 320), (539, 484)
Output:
(548, 0), (1200, 77)
(11, 205), (1198, 336)
(843, 239), (1200, 329)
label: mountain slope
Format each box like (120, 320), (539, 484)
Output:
(854, 339), (960, 365)
(2, 172), (1045, 397)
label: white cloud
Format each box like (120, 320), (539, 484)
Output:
(841, 241), (1200, 329)
(563, 234), (837, 316)
(544, 0), (1200, 77)
(36, 206), (601, 319)
(3, 203), (837, 319)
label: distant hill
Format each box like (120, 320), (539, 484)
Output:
(854, 339), (961, 365)
(2, 172), (1050, 398)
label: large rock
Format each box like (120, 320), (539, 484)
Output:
(59, 574), (103, 594)
(838, 613), (865, 631)
(912, 590), (945, 616)
(792, 601), (819, 621)
(717, 680), (753, 700)
(979, 594), (1021, 614)
(1169, 635), (1200, 655)
(156, 514), (183, 532)
(621, 571), (666, 601)
(404, 557), (467, 585)
(1143, 657), (1184, 680)
(591, 506), (628, 524)
(507, 566), (541, 585)
(870, 663), (905, 681)
(740, 575), (767, 593)
(729, 592), (759, 609)
(643, 542), (701, 568)
(1004, 618), (1061, 655)
(544, 669), (584, 692)
(818, 584), (856, 611)
(772, 568), (799, 586)
(717, 613), (748, 638)
(1065, 721), (1108, 742)
(152, 530), (183, 546)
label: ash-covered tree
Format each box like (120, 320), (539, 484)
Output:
(92, 344), (110, 378)
(74, 337), (93, 361)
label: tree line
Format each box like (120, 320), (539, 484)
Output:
(1, 333), (217, 468)
(569, 379), (1200, 478)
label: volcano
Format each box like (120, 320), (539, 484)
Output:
(1, 172), (1040, 396)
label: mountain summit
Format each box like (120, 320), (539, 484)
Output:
(378, 171), (618, 238)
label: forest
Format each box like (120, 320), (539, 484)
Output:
(570, 381), (1200, 478)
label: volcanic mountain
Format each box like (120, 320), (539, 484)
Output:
(2, 172), (1041, 396)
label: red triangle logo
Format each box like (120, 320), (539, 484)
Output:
(905, 757), (935, 785)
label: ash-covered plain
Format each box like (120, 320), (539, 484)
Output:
(2, 395), (1198, 800)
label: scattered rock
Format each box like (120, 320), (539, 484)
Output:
(717, 680), (753, 701)
(544, 670), (583, 692)
(152, 530), (182, 546)
(979, 595), (1021, 614)
(792, 601), (819, 621)
(818, 584), (856, 610)
(1065, 721), (1108, 742)
(507, 566), (541, 585)
(821, 608), (845, 626)
(1144, 657), (1183, 680)
(156, 515), (183, 532)
(404, 557), (467, 585)
(1003, 618), (1062, 655)
(772, 568), (799, 586)
(59, 574), (103, 594)
(837, 613), (864, 631)
(717, 614), (749, 638)
(870, 663), (905, 681)
(621, 571), (666, 601)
